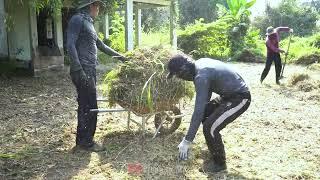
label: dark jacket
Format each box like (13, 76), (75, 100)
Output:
(185, 59), (249, 142)
(67, 12), (120, 72)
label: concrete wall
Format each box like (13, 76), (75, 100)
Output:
(7, 0), (31, 61)
(0, 0), (8, 58)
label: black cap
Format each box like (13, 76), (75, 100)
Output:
(166, 54), (188, 79)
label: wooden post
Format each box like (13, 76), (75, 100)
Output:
(134, 8), (141, 47)
(28, 3), (39, 75)
(125, 0), (134, 51)
(170, 0), (177, 49)
(54, 12), (64, 55)
(102, 14), (109, 39)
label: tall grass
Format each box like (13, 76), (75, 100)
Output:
(280, 33), (320, 63)
(140, 29), (170, 47)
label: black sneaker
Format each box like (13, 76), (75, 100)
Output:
(76, 142), (106, 152)
(199, 160), (227, 173)
(276, 80), (281, 85)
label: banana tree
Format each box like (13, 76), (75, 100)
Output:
(225, 0), (256, 56)
(226, 0), (256, 19)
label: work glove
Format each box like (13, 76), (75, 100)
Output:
(113, 55), (128, 63)
(289, 29), (293, 33)
(79, 69), (88, 83)
(178, 137), (192, 160)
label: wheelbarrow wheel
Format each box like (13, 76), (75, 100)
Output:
(154, 106), (182, 136)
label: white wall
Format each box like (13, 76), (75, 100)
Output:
(7, 0), (31, 61)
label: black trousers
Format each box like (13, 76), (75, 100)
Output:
(260, 53), (282, 82)
(202, 93), (251, 165)
(70, 67), (98, 147)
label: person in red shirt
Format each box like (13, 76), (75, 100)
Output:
(260, 26), (293, 84)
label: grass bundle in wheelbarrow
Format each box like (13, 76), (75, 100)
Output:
(103, 46), (194, 115)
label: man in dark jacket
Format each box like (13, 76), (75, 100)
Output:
(67, 0), (126, 151)
(260, 26), (293, 84)
(167, 54), (251, 172)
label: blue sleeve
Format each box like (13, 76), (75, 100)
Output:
(185, 76), (210, 142)
(96, 38), (123, 59)
(66, 15), (82, 72)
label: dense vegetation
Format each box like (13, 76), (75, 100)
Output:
(252, 0), (319, 37)
(177, 0), (320, 64)
(7, 0), (319, 65)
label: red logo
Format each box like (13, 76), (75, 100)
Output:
(127, 163), (143, 175)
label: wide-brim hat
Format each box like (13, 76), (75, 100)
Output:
(266, 26), (276, 36)
(77, 0), (106, 9)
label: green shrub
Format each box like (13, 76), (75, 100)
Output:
(178, 17), (237, 60)
(178, 16), (263, 60)
(108, 12), (125, 53)
(310, 33), (320, 48)
(231, 48), (265, 63)
(280, 35), (320, 64)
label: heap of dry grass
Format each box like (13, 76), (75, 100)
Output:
(288, 73), (310, 86)
(307, 63), (320, 71)
(288, 73), (320, 92)
(296, 80), (320, 92)
(103, 46), (194, 115)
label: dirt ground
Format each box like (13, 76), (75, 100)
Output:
(0, 63), (319, 180)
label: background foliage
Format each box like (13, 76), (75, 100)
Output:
(178, 0), (258, 59)
(178, 0), (226, 27)
(252, 0), (319, 37)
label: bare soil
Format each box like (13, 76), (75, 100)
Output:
(0, 63), (319, 179)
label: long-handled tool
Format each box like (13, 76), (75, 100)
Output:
(280, 33), (293, 79)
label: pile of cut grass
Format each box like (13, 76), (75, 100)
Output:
(288, 73), (320, 92)
(307, 63), (320, 71)
(103, 46), (194, 115)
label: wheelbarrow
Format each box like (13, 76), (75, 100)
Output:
(90, 98), (185, 138)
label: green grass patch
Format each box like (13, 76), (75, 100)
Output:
(280, 34), (320, 64)
(141, 29), (170, 47)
